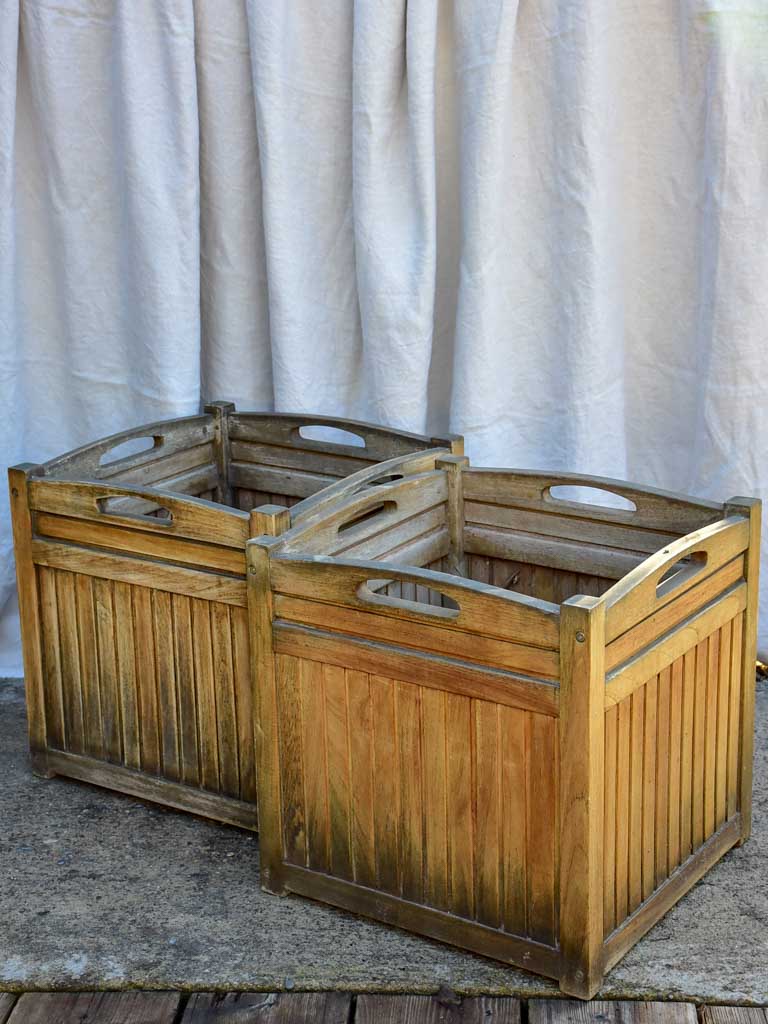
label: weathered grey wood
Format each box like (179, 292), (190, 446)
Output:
(356, 993), (520, 1024)
(0, 995), (16, 1024)
(182, 991), (352, 1022)
(701, 1008), (768, 1024)
(7, 991), (181, 1023)
(529, 1002), (698, 1024)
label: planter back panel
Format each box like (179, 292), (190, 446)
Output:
(11, 408), (460, 832)
(252, 455), (760, 998)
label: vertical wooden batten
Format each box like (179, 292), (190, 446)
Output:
(204, 401), (236, 506)
(436, 455), (470, 577)
(248, 504), (291, 893)
(724, 496), (761, 844)
(559, 594), (606, 998)
(8, 463), (52, 777)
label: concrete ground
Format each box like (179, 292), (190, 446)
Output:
(1, 678), (766, 1003)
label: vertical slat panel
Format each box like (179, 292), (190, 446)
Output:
(173, 594), (200, 789)
(628, 687), (644, 913)
(692, 640), (708, 850)
(500, 705), (528, 936)
(154, 590), (180, 782)
(603, 704), (617, 935)
(38, 567), (65, 750)
(668, 657), (684, 872)
(655, 666), (671, 888)
(371, 675), (399, 895)
(715, 620), (732, 828)
(347, 670), (376, 887)
(614, 698), (631, 923)
(301, 660), (330, 872)
(642, 676), (657, 902)
(211, 602), (239, 798)
(445, 692), (474, 920)
(474, 701), (501, 929)
(527, 713), (557, 945)
(113, 581), (140, 770)
(132, 586), (160, 774)
(93, 578), (121, 764)
(396, 681), (423, 903)
(324, 664), (353, 880)
(704, 632), (720, 839)
(75, 573), (103, 759)
(680, 648), (696, 860)
(191, 597), (218, 791)
(727, 614), (744, 818)
(231, 605), (255, 803)
(422, 687), (448, 910)
(276, 654), (307, 865)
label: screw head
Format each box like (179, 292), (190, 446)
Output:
(575, 630), (586, 643)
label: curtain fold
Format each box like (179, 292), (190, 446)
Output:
(1, 0), (766, 671)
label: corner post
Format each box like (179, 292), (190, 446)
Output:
(248, 504), (291, 894)
(433, 433), (464, 456)
(204, 400), (236, 506)
(8, 464), (52, 777)
(558, 594), (606, 998)
(435, 454), (470, 577)
(724, 496), (761, 844)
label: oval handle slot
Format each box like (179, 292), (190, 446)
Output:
(656, 550), (708, 598)
(364, 473), (404, 487)
(337, 501), (396, 534)
(357, 579), (460, 618)
(99, 435), (159, 466)
(97, 495), (174, 523)
(547, 484), (637, 512)
(297, 424), (366, 448)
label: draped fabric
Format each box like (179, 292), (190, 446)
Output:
(1, 0), (767, 671)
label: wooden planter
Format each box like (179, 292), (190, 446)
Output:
(250, 452), (760, 997)
(9, 404), (461, 829)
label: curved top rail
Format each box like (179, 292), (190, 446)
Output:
(289, 448), (454, 527)
(37, 414), (215, 482)
(228, 411), (461, 462)
(463, 467), (722, 535)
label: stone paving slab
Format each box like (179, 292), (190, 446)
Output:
(1, 679), (767, 1003)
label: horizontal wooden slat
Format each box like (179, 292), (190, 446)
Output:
(230, 438), (374, 476)
(274, 595), (559, 678)
(273, 624), (560, 715)
(605, 557), (745, 670)
(376, 527), (451, 569)
(28, 479), (249, 547)
(31, 540), (247, 607)
(230, 462), (342, 500)
(530, 1001), (697, 1024)
(605, 585), (746, 706)
(463, 468), (721, 534)
(465, 524), (646, 580)
(331, 504), (447, 560)
(142, 463), (219, 497)
(35, 513), (245, 574)
(182, 993), (353, 1023)
(45, 749), (258, 829)
(357, 995), (521, 1024)
(270, 556), (561, 648)
(7, 992), (182, 1023)
(99, 442), (216, 488)
(282, 863), (561, 980)
(603, 517), (749, 642)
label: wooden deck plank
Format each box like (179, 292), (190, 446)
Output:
(357, 993), (520, 1023)
(0, 995), (15, 1024)
(529, 1002), (698, 1024)
(7, 991), (180, 1023)
(182, 991), (352, 1022)
(701, 1009), (768, 1024)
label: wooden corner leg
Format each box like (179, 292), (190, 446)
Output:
(247, 519), (290, 896)
(30, 751), (57, 779)
(559, 595), (606, 998)
(204, 401), (236, 506)
(724, 496), (761, 846)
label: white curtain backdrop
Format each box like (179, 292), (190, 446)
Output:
(1, 0), (767, 672)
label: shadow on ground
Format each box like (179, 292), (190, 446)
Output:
(1, 679), (766, 1002)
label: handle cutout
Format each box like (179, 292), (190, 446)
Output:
(357, 579), (460, 618)
(297, 424), (366, 448)
(98, 495), (173, 523)
(364, 473), (404, 487)
(548, 484), (637, 512)
(99, 435), (159, 466)
(337, 501), (396, 534)
(656, 551), (708, 598)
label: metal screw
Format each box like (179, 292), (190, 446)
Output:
(575, 631), (586, 643)
(248, 566), (257, 575)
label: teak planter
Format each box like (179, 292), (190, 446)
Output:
(250, 451), (760, 997)
(9, 404), (461, 830)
